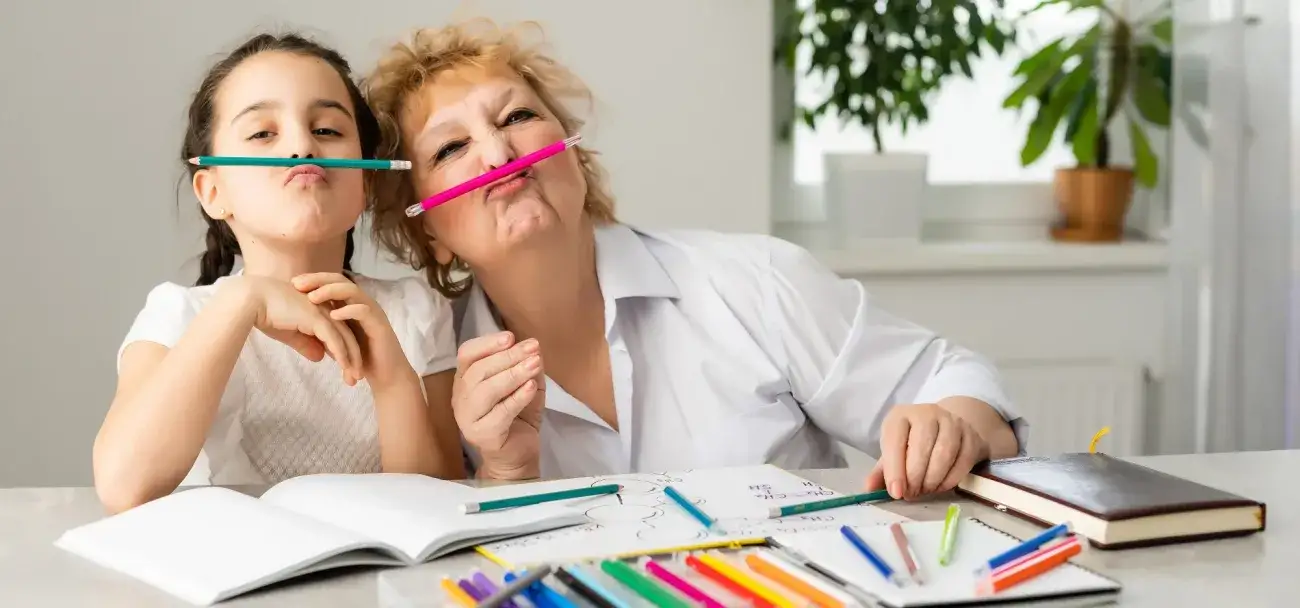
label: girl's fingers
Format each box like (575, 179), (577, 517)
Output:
(328, 312), (363, 384)
(307, 282), (362, 306)
(307, 316), (353, 374)
(291, 272), (350, 293)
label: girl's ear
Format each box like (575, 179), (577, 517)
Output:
(193, 169), (228, 220)
(430, 238), (454, 265)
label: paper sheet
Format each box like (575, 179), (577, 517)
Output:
(771, 518), (1121, 607)
(476, 464), (906, 566)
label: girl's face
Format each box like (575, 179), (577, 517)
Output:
(193, 51), (365, 248)
(398, 61), (587, 269)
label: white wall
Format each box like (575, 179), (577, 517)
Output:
(0, 0), (772, 487)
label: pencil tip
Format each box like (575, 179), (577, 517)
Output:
(187, 157), (199, 165)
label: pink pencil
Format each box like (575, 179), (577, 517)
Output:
(643, 559), (727, 608)
(404, 134), (583, 217)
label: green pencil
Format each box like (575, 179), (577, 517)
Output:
(766, 489), (892, 518)
(188, 156), (411, 170)
(600, 560), (692, 608)
(939, 503), (961, 565)
(461, 483), (620, 513)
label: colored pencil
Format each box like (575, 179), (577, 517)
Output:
(663, 485), (723, 533)
(188, 156), (410, 170)
(975, 522), (1071, 575)
(643, 559), (727, 608)
(745, 552), (846, 608)
(480, 566), (554, 608)
(504, 570), (574, 608)
(471, 570), (521, 608)
(938, 504), (961, 566)
(767, 490), (892, 518)
(461, 483), (620, 513)
(839, 526), (904, 587)
(405, 134), (583, 217)
(459, 577), (489, 601)
(977, 535), (1084, 595)
(696, 553), (799, 608)
(440, 577), (477, 607)
(566, 565), (634, 608)
(600, 559), (693, 608)
(889, 523), (924, 584)
(555, 566), (619, 608)
(684, 554), (775, 608)
(764, 537), (877, 607)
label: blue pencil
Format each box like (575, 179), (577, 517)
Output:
(663, 485), (723, 534)
(505, 571), (576, 608)
(975, 522), (1072, 575)
(840, 525), (904, 586)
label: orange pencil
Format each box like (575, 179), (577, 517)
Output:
(684, 554), (776, 608)
(440, 577), (477, 607)
(745, 552), (845, 608)
(977, 535), (1083, 595)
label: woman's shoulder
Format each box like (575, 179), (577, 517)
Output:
(628, 225), (819, 282)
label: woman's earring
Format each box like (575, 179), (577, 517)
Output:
(213, 207), (226, 218)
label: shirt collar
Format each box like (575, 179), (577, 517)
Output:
(460, 222), (679, 339)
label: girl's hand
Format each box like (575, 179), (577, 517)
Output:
(291, 272), (413, 391)
(235, 275), (364, 384)
(452, 331), (544, 480)
(864, 403), (991, 500)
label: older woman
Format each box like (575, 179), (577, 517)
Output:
(364, 21), (1027, 500)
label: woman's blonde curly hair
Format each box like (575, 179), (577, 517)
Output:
(363, 19), (617, 298)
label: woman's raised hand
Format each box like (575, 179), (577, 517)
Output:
(228, 275), (364, 385)
(452, 331), (545, 479)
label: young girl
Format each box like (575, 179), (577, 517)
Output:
(93, 33), (464, 513)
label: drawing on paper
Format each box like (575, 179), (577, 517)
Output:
(476, 465), (907, 566)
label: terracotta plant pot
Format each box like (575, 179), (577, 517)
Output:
(1050, 167), (1134, 242)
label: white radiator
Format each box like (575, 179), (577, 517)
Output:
(836, 360), (1148, 469)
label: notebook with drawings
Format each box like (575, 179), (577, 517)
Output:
(769, 519), (1121, 607)
(53, 473), (588, 606)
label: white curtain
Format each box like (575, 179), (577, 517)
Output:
(1165, 0), (1295, 454)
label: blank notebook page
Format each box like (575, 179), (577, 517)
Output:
(54, 487), (370, 605)
(771, 519), (1120, 607)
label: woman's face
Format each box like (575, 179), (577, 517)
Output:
(195, 51), (366, 246)
(398, 61), (587, 268)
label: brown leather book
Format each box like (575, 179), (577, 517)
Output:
(956, 453), (1266, 549)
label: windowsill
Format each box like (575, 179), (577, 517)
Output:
(773, 222), (1171, 276)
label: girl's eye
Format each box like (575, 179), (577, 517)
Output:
(247, 130), (274, 141)
(432, 140), (466, 164)
(313, 128), (343, 137)
(503, 108), (537, 125)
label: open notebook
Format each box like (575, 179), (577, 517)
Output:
(770, 518), (1121, 607)
(54, 473), (588, 605)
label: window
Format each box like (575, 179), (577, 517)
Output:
(791, 1), (1097, 186)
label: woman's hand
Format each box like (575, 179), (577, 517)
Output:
(291, 272), (413, 391)
(452, 331), (545, 480)
(237, 275), (363, 384)
(864, 402), (991, 500)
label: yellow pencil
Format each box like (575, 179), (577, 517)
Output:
(611, 537), (767, 560)
(697, 552), (803, 608)
(440, 577), (477, 607)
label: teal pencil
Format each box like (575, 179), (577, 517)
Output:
(188, 156), (411, 170)
(767, 489), (892, 518)
(462, 483), (621, 513)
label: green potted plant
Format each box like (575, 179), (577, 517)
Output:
(775, 0), (1016, 243)
(1004, 0), (1172, 242)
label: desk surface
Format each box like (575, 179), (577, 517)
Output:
(2, 450), (1293, 607)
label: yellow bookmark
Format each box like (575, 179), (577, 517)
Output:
(1088, 426), (1111, 453)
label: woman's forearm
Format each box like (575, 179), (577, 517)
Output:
(93, 281), (257, 513)
(372, 369), (463, 478)
(938, 396), (1020, 459)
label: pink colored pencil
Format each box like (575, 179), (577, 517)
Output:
(643, 559), (727, 608)
(404, 134), (583, 217)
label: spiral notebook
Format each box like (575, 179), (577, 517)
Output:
(769, 518), (1121, 607)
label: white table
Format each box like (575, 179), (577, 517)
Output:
(2, 451), (1293, 606)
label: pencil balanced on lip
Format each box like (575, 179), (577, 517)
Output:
(188, 156), (411, 170)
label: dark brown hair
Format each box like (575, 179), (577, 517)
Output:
(181, 33), (381, 286)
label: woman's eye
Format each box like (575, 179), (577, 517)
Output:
(247, 130), (274, 141)
(313, 128), (343, 137)
(432, 141), (466, 164)
(503, 108), (537, 125)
